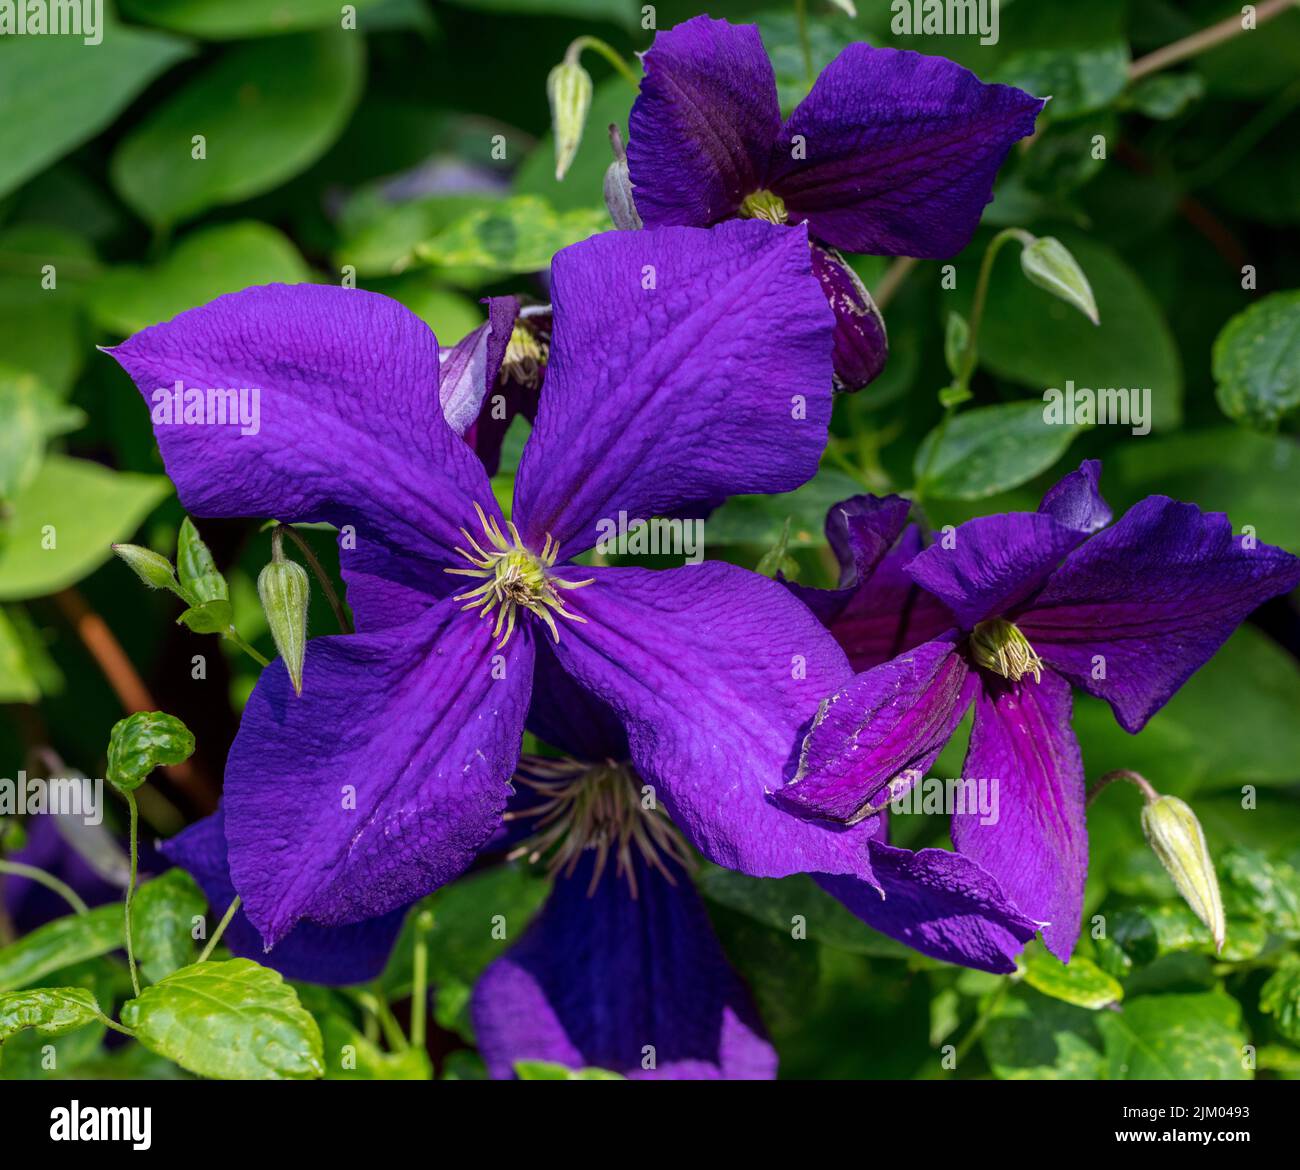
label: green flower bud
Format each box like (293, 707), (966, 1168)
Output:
(548, 58), (593, 182)
(1141, 794), (1225, 954)
(1020, 236), (1100, 325)
(113, 543), (181, 594)
(258, 559), (310, 697)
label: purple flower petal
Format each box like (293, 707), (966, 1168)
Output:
(438, 295), (519, 437)
(526, 639), (630, 762)
(627, 16), (781, 228)
(225, 597), (532, 946)
(162, 811), (406, 985)
(1019, 496), (1300, 732)
(780, 637), (975, 823)
(106, 284), (493, 569)
(820, 839), (1039, 973)
(906, 510), (1088, 630)
(768, 46), (1044, 257)
(785, 493), (911, 624)
(1037, 459), (1111, 535)
(548, 563), (887, 881)
(826, 526), (956, 670)
(471, 855), (775, 1079)
(811, 242), (888, 391)
(955, 669), (1086, 961)
(513, 221), (833, 559)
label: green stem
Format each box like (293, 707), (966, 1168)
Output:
(795, 0), (814, 88)
(950, 981), (1009, 1072)
(410, 910), (433, 1051)
(1087, 768), (1159, 806)
(123, 790), (141, 998)
(198, 895), (241, 963)
(0, 859), (89, 916)
(225, 628), (270, 668)
(567, 35), (640, 89)
(275, 524), (352, 635)
(356, 988), (409, 1052)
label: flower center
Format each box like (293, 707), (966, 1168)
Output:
(739, 188), (788, 225)
(970, 618), (1044, 684)
(446, 503), (593, 647)
(506, 756), (693, 897)
(500, 324), (547, 390)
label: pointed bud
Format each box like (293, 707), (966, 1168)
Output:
(1141, 794), (1226, 954)
(258, 560), (310, 697)
(604, 125), (642, 232)
(547, 57), (593, 181)
(113, 543), (181, 594)
(1020, 236), (1100, 325)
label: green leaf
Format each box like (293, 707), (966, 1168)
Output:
(414, 196), (608, 277)
(0, 366), (85, 503)
(944, 310), (970, 380)
(0, 455), (170, 602)
(703, 469), (864, 549)
(336, 193), (493, 277)
(1220, 848), (1300, 939)
(915, 400), (1082, 499)
(121, 958), (324, 1079)
(0, 987), (103, 1042)
(984, 986), (1105, 1079)
(317, 1014), (432, 1080)
(89, 222), (312, 337)
(0, 905), (124, 993)
(1020, 948), (1123, 1009)
(176, 517), (228, 603)
(1260, 955), (1300, 1044)
(111, 31), (363, 228)
(177, 599), (235, 635)
(1097, 991), (1249, 1080)
(514, 1059), (623, 1080)
(121, 0), (385, 38)
(991, 42), (1130, 120)
(1020, 236), (1100, 325)
(0, 15), (190, 200)
(1213, 290), (1300, 429)
(1108, 904), (1266, 966)
(107, 711), (196, 792)
(964, 232), (1183, 431)
(1123, 72), (1206, 120)
(131, 870), (206, 985)
(0, 607), (39, 703)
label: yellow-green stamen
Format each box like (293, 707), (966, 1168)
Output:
(739, 188), (788, 225)
(445, 503), (593, 648)
(970, 618), (1044, 684)
(501, 325), (547, 389)
(505, 756), (693, 897)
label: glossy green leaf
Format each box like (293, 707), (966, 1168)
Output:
(1020, 948), (1123, 1009)
(176, 517), (228, 603)
(991, 43), (1130, 120)
(107, 710), (196, 792)
(1213, 290), (1300, 428)
(111, 31), (364, 227)
(414, 196), (607, 276)
(89, 222), (312, 337)
(514, 1059), (623, 1080)
(131, 870), (206, 985)
(984, 986), (1105, 1079)
(1097, 991), (1249, 1080)
(0, 986), (103, 1042)
(176, 599), (234, 635)
(0, 905), (124, 993)
(0, 366), (86, 503)
(0, 16), (190, 200)
(0, 455), (170, 601)
(914, 400), (1082, 499)
(0, 608), (39, 703)
(121, 0), (384, 38)
(317, 1015), (432, 1080)
(121, 958), (324, 1080)
(1260, 955), (1300, 1044)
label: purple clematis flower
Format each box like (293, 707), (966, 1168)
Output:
(626, 16), (1045, 389)
(107, 219), (882, 949)
(783, 461), (1300, 960)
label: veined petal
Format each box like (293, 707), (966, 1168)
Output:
(627, 16), (781, 228)
(161, 811), (406, 986)
(471, 855), (773, 1080)
(512, 221), (834, 560)
(956, 669), (1087, 961)
(768, 45), (1044, 257)
(526, 639), (630, 763)
(438, 295), (520, 437)
(1019, 496), (1300, 732)
(781, 637), (975, 823)
(547, 563), (887, 881)
(811, 242), (888, 391)
(1037, 459), (1111, 535)
(225, 596), (532, 946)
(106, 283), (494, 568)
(820, 838), (1039, 974)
